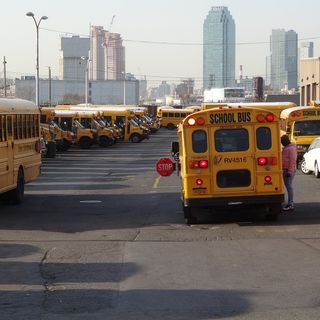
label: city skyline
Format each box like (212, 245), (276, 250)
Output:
(1, 0), (320, 88)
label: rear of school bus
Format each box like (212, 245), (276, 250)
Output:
(178, 106), (284, 224)
(280, 106), (320, 161)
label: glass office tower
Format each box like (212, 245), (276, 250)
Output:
(270, 29), (298, 91)
(203, 7), (235, 89)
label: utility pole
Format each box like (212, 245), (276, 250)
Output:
(3, 56), (7, 97)
(48, 66), (52, 107)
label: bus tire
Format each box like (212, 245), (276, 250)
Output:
(130, 134), (141, 143)
(167, 123), (175, 130)
(9, 168), (25, 205)
(99, 136), (111, 147)
(46, 141), (56, 158)
(266, 204), (281, 221)
(79, 137), (92, 149)
(300, 159), (311, 174)
(183, 205), (198, 225)
(315, 162), (320, 178)
(62, 139), (71, 151)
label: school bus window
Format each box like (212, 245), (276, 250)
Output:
(215, 129), (249, 152)
(104, 116), (112, 123)
(168, 113), (174, 117)
(192, 130), (207, 153)
(217, 170), (251, 188)
(256, 127), (272, 150)
(18, 115), (23, 139)
(163, 112), (169, 117)
(0, 116), (3, 141)
(27, 115), (31, 138)
(40, 114), (47, 123)
(81, 118), (91, 128)
(7, 116), (12, 138)
(294, 120), (320, 136)
(115, 116), (125, 126)
(174, 113), (180, 118)
(181, 113), (186, 117)
(35, 115), (39, 137)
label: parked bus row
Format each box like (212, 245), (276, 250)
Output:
(40, 104), (160, 156)
(0, 98), (160, 203)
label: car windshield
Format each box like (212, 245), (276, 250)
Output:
(294, 120), (320, 136)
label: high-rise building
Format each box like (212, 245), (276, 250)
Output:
(104, 33), (125, 80)
(59, 36), (90, 80)
(203, 6), (236, 89)
(300, 42), (314, 59)
(158, 81), (171, 99)
(90, 26), (125, 81)
(90, 26), (106, 81)
(269, 29), (298, 91)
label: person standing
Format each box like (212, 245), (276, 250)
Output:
(281, 135), (297, 211)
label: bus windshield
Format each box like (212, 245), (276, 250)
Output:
(74, 120), (84, 129)
(294, 120), (320, 136)
(129, 119), (139, 127)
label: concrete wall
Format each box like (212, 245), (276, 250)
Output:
(15, 79), (139, 105)
(300, 58), (320, 106)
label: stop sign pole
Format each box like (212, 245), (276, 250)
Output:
(156, 158), (176, 177)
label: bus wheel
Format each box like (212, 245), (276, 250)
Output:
(315, 162), (320, 178)
(266, 204), (281, 221)
(99, 136), (111, 147)
(300, 159), (311, 174)
(79, 137), (92, 149)
(130, 134), (141, 143)
(62, 139), (71, 151)
(167, 123), (175, 130)
(9, 168), (25, 205)
(183, 205), (198, 225)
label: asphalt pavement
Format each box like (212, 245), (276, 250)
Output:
(0, 129), (320, 320)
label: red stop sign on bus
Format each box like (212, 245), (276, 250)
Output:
(156, 158), (175, 177)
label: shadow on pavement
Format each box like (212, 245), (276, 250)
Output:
(0, 289), (251, 319)
(0, 244), (40, 259)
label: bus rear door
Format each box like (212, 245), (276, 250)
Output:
(210, 125), (256, 197)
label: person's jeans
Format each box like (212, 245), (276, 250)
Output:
(283, 170), (295, 206)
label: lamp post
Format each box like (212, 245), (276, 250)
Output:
(81, 56), (91, 106)
(122, 71), (126, 105)
(26, 12), (48, 107)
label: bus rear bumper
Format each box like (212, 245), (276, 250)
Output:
(184, 194), (284, 208)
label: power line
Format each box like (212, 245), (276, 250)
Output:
(40, 27), (320, 46)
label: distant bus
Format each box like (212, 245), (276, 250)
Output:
(0, 99), (41, 204)
(157, 107), (193, 130)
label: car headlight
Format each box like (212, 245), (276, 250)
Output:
(297, 145), (308, 152)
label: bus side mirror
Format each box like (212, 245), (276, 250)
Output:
(171, 141), (179, 156)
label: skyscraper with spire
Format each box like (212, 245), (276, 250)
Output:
(203, 6), (236, 89)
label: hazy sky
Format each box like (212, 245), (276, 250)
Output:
(1, 0), (319, 87)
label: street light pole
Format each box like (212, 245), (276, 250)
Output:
(81, 57), (90, 106)
(3, 56), (7, 97)
(48, 66), (52, 107)
(122, 72), (126, 105)
(26, 12), (48, 107)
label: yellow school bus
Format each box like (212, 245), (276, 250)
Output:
(157, 107), (193, 130)
(91, 106), (149, 143)
(174, 106), (284, 224)
(279, 106), (320, 161)
(309, 101), (320, 107)
(53, 109), (97, 149)
(0, 98), (41, 204)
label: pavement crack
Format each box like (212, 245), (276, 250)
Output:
(133, 230), (141, 241)
(39, 247), (56, 313)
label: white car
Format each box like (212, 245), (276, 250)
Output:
(301, 137), (320, 178)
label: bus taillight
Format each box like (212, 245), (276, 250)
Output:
(265, 176), (272, 183)
(189, 160), (208, 169)
(188, 118), (196, 126)
(196, 179), (203, 186)
(196, 117), (205, 126)
(258, 157), (268, 166)
(266, 114), (275, 122)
